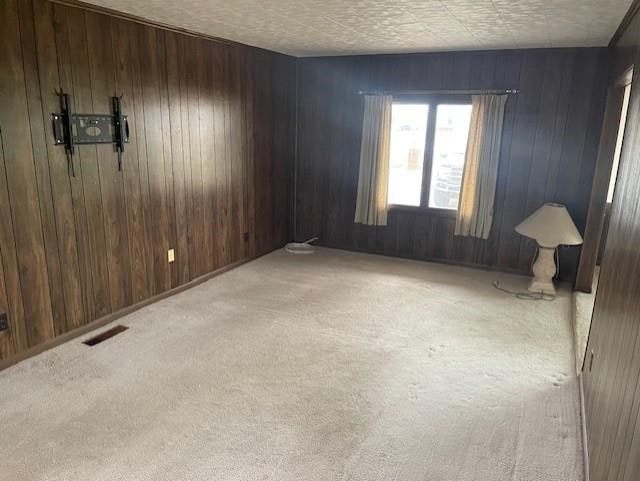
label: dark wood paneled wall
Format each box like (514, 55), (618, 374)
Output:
(295, 49), (609, 280)
(583, 5), (640, 480)
(0, 0), (295, 361)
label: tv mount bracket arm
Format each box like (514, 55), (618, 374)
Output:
(52, 91), (129, 176)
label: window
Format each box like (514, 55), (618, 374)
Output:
(388, 104), (429, 206)
(388, 97), (473, 211)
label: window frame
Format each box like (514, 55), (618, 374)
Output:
(387, 94), (472, 216)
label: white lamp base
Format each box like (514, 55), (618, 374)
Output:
(528, 246), (557, 295)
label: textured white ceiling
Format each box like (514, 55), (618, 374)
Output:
(84, 0), (633, 56)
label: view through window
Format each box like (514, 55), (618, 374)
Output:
(387, 98), (472, 210)
(388, 104), (429, 206)
(429, 104), (473, 209)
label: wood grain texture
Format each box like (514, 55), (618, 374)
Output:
(575, 77), (627, 293)
(0, 0), (294, 363)
(583, 7), (640, 480)
(18, 0), (68, 337)
(295, 50), (609, 280)
(0, 0), (55, 346)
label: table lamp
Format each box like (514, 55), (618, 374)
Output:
(515, 203), (583, 295)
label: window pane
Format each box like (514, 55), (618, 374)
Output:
(429, 104), (473, 210)
(388, 104), (429, 206)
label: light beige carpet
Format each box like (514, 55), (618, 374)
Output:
(0, 247), (582, 481)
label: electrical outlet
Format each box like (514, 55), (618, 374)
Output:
(0, 313), (8, 332)
(167, 248), (175, 263)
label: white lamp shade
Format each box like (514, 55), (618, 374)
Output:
(515, 203), (583, 248)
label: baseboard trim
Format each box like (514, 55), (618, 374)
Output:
(579, 372), (590, 481)
(0, 253), (262, 372)
(319, 243), (532, 278)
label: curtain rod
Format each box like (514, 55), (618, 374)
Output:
(357, 89), (519, 95)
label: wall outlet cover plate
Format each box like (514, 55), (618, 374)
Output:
(167, 249), (175, 263)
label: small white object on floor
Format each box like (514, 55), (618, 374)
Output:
(285, 236), (318, 254)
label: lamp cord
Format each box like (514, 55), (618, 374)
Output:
(492, 280), (556, 301)
(493, 245), (558, 301)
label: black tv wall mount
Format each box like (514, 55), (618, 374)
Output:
(52, 91), (129, 175)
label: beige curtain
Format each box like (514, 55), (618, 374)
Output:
(455, 94), (508, 239)
(354, 95), (393, 226)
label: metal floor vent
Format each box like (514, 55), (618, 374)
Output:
(83, 325), (129, 346)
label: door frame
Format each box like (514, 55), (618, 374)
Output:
(575, 67), (633, 292)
